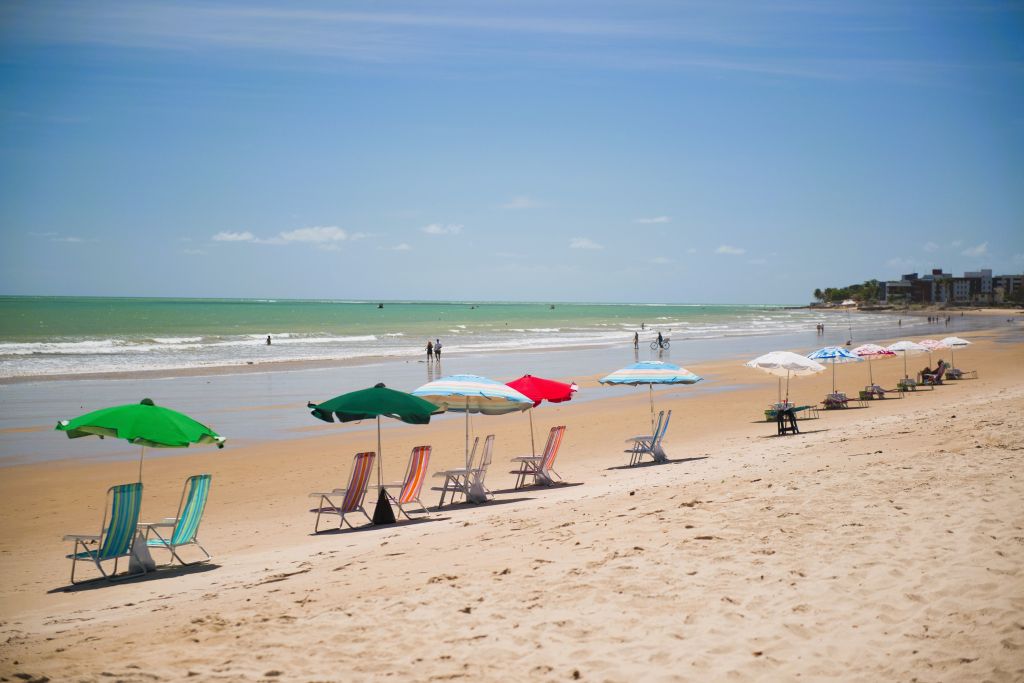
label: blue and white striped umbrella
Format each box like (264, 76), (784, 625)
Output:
(599, 361), (702, 431)
(413, 374), (532, 467)
(807, 346), (862, 393)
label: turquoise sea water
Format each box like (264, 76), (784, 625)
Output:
(0, 296), (899, 379)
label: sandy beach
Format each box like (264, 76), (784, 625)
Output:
(1, 328), (1022, 681)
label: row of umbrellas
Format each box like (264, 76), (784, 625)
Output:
(53, 361), (704, 523)
(53, 335), (970, 523)
(746, 336), (972, 399)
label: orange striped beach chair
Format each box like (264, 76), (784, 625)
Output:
(511, 426), (566, 488)
(378, 446), (432, 519)
(309, 451), (376, 532)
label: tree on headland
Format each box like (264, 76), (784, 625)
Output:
(813, 279), (882, 304)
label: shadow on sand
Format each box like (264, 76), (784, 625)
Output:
(605, 455), (708, 471)
(50, 562), (221, 593)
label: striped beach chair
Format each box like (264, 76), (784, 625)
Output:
(511, 425), (566, 488)
(466, 435), (496, 503)
(143, 474), (213, 565)
(310, 452), (376, 532)
(625, 410), (671, 465)
(379, 446), (432, 519)
(64, 482), (145, 584)
(433, 437), (479, 507)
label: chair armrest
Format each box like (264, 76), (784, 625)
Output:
(309, 490), (343, 498)
(510, 456), (542, 464)
(139, 521), (175, 528)
(625, 434), (654, 443)
(63, 533), (101, 542)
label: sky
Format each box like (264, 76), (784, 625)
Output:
(1, 0), (1022, 304)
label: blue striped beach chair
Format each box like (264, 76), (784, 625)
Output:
(64, 482), (145, 584)
(142, 474), (213, 566)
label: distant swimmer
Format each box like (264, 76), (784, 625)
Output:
(266, 335), (271, 345)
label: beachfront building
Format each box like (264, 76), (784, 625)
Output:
(882, 267), (1020, 305)
(994, 274), (1024, 303)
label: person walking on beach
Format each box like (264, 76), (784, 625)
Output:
(633, 331), (639, 349)
(426, 339), (433, 362)
(434, 338), (442, 361)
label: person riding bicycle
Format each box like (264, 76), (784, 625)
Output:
(657, 331), (664, 348)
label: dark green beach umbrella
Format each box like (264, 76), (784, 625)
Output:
(308, 383), (442, 524)
(56, 398), (225, 482)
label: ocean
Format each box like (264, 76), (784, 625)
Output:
(0, 296), (904, 380)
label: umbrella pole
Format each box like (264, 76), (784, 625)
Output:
(778, 377), (781, 404)
(831, 359), (837, 394)
(138, 445), (145, 484)
(785, 370), (791, 404)
(868, 356), (874, 386)
(529, 408), (536, 457)
(649, 384), (655, 433)
(465, 398), (470, 470)
(903, 351), (908, 378)
(377, 415), (383, 488)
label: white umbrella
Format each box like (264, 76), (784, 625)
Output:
(744, 351), (826, 403)
(412, 374), (532, 469)
(886, 340), (927, 378)
(851, 344), (896, 386)
(940, 336), (971, 369)
(918, 338), (949, 366)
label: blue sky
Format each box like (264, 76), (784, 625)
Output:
(1, 0), (1022, 303)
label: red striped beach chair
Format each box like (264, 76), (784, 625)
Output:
(378, 446), (432, 519)
(511, 425), (566, 488)
(309, 452), (376, 532)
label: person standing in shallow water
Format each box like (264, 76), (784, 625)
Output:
(266, 335), (271, 345)
(434, 339), (442, 361)
(426, 339), (433, 362)
(633, 332), (639, 349)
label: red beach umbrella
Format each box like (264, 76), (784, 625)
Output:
(506, 375), (579, 456)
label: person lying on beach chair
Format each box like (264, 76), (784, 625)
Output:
(919, 360), (948, 386)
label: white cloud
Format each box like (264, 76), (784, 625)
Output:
(747, 258), (767, 265)
(715, 244), (745, 255)
(569, 237), (603, 250)
(349, 232), (370, 241)
(391, 243), (412, 251)
(686, 247), (697, 254)
(279, 226), (348, 243)
(650, 256), (673, 264)
(212, 231), (255, 242)
(961, 241), (988, 258)
(50, 236), (84, 243)
(421, 223), (463, 235)
(950, 240), (963, 248)
(182, 248), (207, 256)
(923, 241), (939, 252)
(499, 196), (541, 210)
(634, 216), (670, 224)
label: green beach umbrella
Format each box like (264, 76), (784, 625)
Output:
(56, 398), (225, 482)
(308, 383), (443, 525)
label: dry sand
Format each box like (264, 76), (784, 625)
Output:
(1, 330), (1022, 681)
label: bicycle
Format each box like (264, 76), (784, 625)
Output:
(649, 339), (670, 351)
